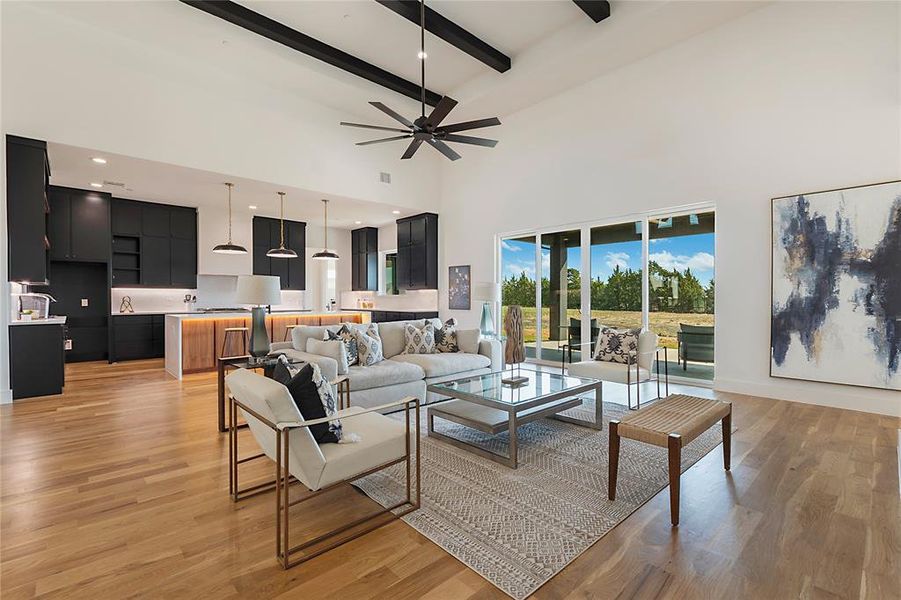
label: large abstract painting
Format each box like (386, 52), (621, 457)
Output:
(771, 180), (901, 390)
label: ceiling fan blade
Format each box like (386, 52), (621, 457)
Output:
(426, 96), (458, 128)
(440, 117), (502, 133)
(341, 122), (410, 134)
(442, 134), (498, 148)
(369, 102), (414, 127)
(356, 135), (412, 146)
(426, 138), (461, 161)
(401, 138), (424, 159)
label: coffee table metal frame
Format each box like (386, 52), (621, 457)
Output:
(426, 371), (603, 468)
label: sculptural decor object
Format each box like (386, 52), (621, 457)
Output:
(503, 305), (528, 386)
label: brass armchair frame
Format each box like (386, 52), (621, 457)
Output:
(228, 393), (421, 569)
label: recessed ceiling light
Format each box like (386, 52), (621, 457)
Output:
(91, 157), (107, 164)
(392, 210), (400, 214)
(90, 182), (103, 188)
(248, 205), (257, 210)
(354, 220), (362, 225)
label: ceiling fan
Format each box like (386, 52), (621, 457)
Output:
(339, 0), (500, 161)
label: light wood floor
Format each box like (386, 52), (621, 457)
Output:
(1, 360), (898, 599)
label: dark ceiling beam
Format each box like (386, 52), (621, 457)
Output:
(375, 0), (510, 73)
(181, 0), (442, 106)
(573, 1), (611, 23)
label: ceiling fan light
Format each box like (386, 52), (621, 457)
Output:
(213, 243), (248, 255)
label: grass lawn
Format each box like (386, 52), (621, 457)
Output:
(502, 306), (714, 349)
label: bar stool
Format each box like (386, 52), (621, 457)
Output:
(222, 327), (249, 358)
(284, 324), (299, 342)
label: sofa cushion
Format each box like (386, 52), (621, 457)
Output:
(390, 352), (490, 378)
(347, 359), (424, 391)
(455, 329), (481, 354)
(378, 320), (424, 358)
(568, 359), (650, 384)
(306, 339), (348, 375)
(293, 325), (340, 353)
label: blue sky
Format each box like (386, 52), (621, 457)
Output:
(501, 232), (715, 286)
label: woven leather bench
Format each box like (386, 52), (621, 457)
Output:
(609, 394), (732, 525)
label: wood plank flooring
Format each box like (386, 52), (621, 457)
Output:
(1, 360), (898, 599)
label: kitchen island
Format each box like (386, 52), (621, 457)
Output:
(164, 311), (367, 379)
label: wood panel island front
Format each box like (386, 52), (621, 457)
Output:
(164, 311), (366, 379)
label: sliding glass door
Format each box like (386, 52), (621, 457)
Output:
(499, 207), (715, 380)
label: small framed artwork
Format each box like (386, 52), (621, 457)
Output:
(448, 265), (471, 310)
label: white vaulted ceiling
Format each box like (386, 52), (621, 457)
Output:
(25, 1), (765, 122)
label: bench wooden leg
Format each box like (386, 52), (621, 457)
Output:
(722, 409), (732, 471)
(668, 433), (682, 526)
(608, 420), (620, 501)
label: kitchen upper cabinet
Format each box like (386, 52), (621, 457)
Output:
(48, 186), (111, 262)
(141, 236), (171, 286)
(111, 198), (196, 288)
(6, 135), (50, 283)
(351, 227), (378, 291)
(395, 213), (438, 290)
(252, 216), (305, 290)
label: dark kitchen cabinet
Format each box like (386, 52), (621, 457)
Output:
(111, 198), (196, 288)
(9, 323), (65, 399)
(48, 186), (111, 262)
(396, 213), (438, 290)
(6, 135), (50, 284)
(112, 314), (164, 361)
(351, 227), (378, 291)
(252, 216), (305, 290)
(370, 310), (438, 323)
(141, 236), (171, 286)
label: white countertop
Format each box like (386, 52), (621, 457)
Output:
(163, 310), (363, 321)
(10, 316), (67, 326)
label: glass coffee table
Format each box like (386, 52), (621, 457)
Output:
(426, 369), (603, 468)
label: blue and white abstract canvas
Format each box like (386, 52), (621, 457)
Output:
(771, 180), (901, 390)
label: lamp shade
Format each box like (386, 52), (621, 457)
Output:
(473, 282), (501, 303)
(235, 275), (281, 306)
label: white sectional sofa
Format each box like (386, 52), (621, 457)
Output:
(269, 319), (503, 410)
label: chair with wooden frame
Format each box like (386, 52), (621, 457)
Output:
(225, 368), (420, 568)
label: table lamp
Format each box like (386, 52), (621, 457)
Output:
(473, 282), (501, 338)
(236, 275), (281, 358)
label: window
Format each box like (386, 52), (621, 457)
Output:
(501, 235), (538, 359)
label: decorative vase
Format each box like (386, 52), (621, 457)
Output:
(249, 306), (270, 358)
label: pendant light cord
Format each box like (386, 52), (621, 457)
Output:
(420, 0), (425, 118)
(226, 183), (234, 243)
(278, 192), (286, 247)
(323, 199), (329, 251)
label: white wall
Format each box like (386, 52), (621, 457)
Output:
(438, 2), (901, 416)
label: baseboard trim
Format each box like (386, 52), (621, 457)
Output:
(714, 377), (901, 417)
(0, 388), (12, 405)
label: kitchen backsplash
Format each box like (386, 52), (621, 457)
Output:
(341, 289), (438, 312)
(111, 274), (307, 314)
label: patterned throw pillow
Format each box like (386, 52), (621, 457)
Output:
(594, 327), (640, 364)
(434, 318), (459, 353)
(404, 322), (436, 354)
(354, 324), (384, 366)
(326, 324), (358, 366)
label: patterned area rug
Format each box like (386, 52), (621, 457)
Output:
(354, 399), (724, 600)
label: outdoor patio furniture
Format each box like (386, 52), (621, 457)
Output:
(677, 324), (714, 370)
(559, 318), (600, 370)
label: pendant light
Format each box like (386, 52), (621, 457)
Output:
(212, 182), (247, 255)
(312, 199), (339, 260)
(266, 191), (298, 258)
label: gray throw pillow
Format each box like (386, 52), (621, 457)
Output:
(354, 324), (384, 366)
(306, 338), (349, 375)
(404, 322), (436, 354)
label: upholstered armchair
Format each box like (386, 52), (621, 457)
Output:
(566, 330), (662, 410)
(225, 368), (420, 568)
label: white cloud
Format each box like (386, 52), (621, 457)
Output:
(501, 240), (521, 252)
(650, 251), (714, 273)
(605, 251), (630, 271)
(505, 262), (534, 279)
